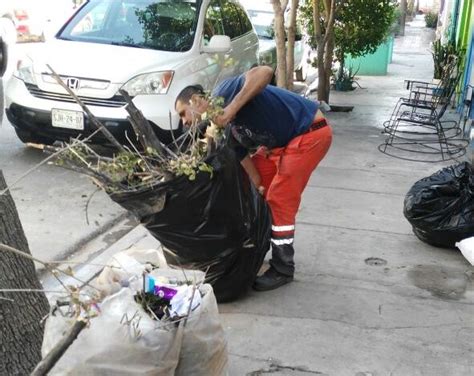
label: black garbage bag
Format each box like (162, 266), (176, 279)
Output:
(404, 162), (474, 248)
(109, 144), (271, 302)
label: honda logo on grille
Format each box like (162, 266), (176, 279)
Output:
(65, 77), (80, 90)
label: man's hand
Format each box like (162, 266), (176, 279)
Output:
(212, 106), (235, 127)
(240, 155), (265, 195)
(212, 65), (274, 127)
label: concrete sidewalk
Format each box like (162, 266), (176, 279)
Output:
(42, 17), (474, 375)
(219, 19), (473, 375)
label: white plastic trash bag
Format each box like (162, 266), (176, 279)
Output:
(94, 247), (169, 297)
(43, 288), (183, 375)
(147, 268), (228, 374)
(42, 266), (227, 375)
(176, 284), (228, 376)
(455, 237), (474, 265)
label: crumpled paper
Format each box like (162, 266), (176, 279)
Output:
(170, 285), (202, 317)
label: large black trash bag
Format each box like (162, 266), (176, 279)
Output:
(404, 162), (474, 248)
(110, 144), (271, 302)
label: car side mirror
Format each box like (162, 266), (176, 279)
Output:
(0, 37), (7, 78)
(201, 35), (231, 54)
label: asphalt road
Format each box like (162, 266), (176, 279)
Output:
(0, 108), (127, 263)
(0, 37), (125, 264)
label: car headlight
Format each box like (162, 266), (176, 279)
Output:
(13, 58), (36, 85)
(121, 71), (174, 96)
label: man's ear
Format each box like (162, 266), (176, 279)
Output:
(190, 94), (208, 112)
(190, 93), (201, 105)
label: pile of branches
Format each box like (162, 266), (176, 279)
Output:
(41, 65), (224, 194)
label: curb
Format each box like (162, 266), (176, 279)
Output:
(37, 211), (135, 277)
(40, 223), (161, 290)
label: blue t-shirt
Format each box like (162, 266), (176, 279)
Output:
(213, 74), (319, 156)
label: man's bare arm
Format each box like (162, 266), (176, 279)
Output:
(214, 65), (274, 126)
(240, 155), (264, 194)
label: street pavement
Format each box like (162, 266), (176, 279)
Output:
(10, 15), (474, 375)
(0, 41), (132, 267)
(217, 18), (473, 375)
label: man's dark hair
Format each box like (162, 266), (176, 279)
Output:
(175, 85), (204, 107)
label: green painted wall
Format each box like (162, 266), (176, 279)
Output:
(456, 0), (472, 49)
(344, 35), (394, 76)
(457, 0), (473, 90)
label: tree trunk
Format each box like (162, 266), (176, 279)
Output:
(338, 54), (345, 79)
(317, 31), (334, 103)
(317, 41), (327, 102)
(0, 171), (49, 375)
(399, 0), (407, 36)
(314, 0), (336, 103)
(285, 0), (299, 90)
(271, 0), (288, 88)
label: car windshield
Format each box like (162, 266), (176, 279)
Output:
(58, 0), (202, 52)
(246, 9), (274, 39)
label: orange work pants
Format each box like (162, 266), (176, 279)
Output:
(251, 120), (332, 274)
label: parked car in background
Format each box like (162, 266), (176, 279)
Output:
(0, 0), (48, 42)
(240, 0), (311, 82)
(0, 26), (9, 123)
(0, 1), (78, 43)
(6, 0), (259, 146)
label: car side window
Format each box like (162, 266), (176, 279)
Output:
(235, 4), (253, 34)
(203, 0), (225, 45)
(220, 1), (242, 39)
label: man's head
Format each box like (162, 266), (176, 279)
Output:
(175, 85), (209, 127)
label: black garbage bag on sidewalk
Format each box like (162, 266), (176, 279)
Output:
(404, 162), (474, 248)
(110, 144), (271, 302)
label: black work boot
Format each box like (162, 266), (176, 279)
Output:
(253, 242), (295, 291)
(269, 243), (295, 276)
(253, 266), (294, 291)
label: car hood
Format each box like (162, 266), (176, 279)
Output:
(258, 38), (275, 53)
(29, 40), (184, 83)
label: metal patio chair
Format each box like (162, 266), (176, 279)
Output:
(378, 57), (468, 162)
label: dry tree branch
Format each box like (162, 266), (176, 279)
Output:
(0, 243), (100, 292)
(0, 288), (81, 294)
(45, 260), (120, 268)
(168, 110), (180, 151)
(0, 129), (100, 197)
(119, 89), (172, 156)
(124, 131), (154, 173)
(84, 187), (101, 225)
(31, 319), (87, 376)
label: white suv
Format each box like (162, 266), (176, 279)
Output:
(6, 0), (259, 146)
(240, 0), (310, 82)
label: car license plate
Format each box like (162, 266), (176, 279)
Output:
(51, 109), (84, 130)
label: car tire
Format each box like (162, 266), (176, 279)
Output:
(14, 129), (55, 145)
(0, 79), (3, 124)
(295, 65), (307, 82)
